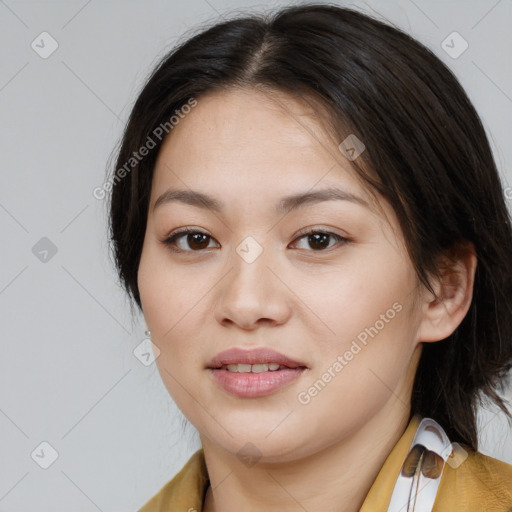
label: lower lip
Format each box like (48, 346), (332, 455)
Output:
(209, 368), (306, 398)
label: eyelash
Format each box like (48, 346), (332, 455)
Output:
(162, 227), (350, 254)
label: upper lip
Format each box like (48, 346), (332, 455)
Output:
(206, 347), (308, 369)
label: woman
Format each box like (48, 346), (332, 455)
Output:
(107, 3), (512, 510)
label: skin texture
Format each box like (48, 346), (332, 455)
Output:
(137, 87), (476, 512)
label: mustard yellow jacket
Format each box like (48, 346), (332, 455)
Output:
(138, 415), (512, 511)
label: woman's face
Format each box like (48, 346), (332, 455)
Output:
(138, 87), (426, 462)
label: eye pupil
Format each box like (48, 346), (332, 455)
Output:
(309, 233), (330, 250)
(189, 233), (209, 250)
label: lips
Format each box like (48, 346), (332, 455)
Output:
(206, 347), (308, 398)
(206, 347), (308, 370)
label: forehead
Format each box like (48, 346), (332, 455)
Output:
(151, 87), (363, 196)
(148, 88), (404, 246)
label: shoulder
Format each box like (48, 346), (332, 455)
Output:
(138, 449), (209, 512)
(434, 447), (512, 511)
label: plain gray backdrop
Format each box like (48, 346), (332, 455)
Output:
(1, 0), (511, 510)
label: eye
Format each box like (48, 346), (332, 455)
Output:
(162, 228), (218, 253)
(290, 228), (349, 252)
(161, 227), (350, 253)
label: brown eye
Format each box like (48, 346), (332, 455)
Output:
(307, 232), (332, 251)
(291, 230), (348, 251)
(162, 227), (349, 254)
(163, 229), (217, 252)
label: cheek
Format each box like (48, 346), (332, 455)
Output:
(298, 262), (421, 419)
(304, 249), (416, 353)
(138, 253), (204, 414)
(138, 245), (213, 380)
(298, 304), (418, 425)
(138, 244), (193, 330)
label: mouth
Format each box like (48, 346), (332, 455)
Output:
(216, 363), (300, 373)
(206, 347), (308, 370)
(206, 347), (308, 398)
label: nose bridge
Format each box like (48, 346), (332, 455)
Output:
(235, 235), (267, 267)
(215, 234), (289, 327)
(228, 234), (273, 294)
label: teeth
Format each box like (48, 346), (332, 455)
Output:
(225, 363), (282, 372)
(252, 363), (268, 373)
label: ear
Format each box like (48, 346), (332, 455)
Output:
(417, 241), (477, 343)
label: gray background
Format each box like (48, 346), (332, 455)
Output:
(1, 0), (511, 510)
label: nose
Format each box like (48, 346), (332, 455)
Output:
(214, 241), (292, 331)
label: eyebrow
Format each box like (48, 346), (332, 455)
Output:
(152, 186), (369, 215)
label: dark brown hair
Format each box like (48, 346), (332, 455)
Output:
(106, 3), (512, 450)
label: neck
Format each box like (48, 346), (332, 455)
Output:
(201, 401), (412, 512)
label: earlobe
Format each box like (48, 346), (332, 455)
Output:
(417, 242), (477, 343)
